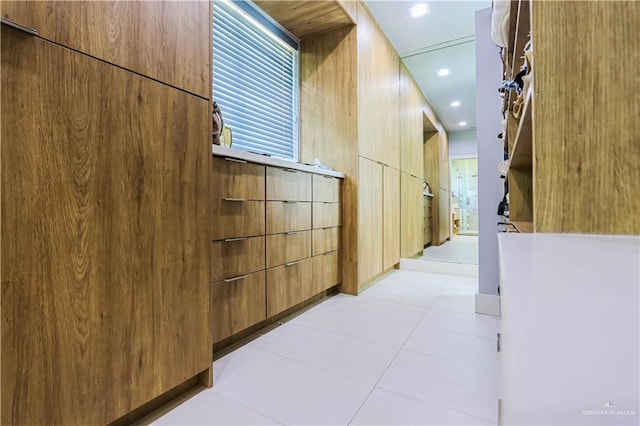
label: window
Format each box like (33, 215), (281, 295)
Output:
(213, 0), (300, 160)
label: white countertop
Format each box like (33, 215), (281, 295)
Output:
(498, 233), (640, 425)
(212, 145), (345, 178)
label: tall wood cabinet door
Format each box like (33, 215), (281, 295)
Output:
(1, 28), (210, 425)
(0, 1), (210, 97)
(439, 187), (450, 243)
(383, 165), (400, 269)
(357, 157), (383, 286)
(400, 172), (423, 258)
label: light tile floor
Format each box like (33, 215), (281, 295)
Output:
(418, 235), (479, 265)
(153, 269), (500, 425)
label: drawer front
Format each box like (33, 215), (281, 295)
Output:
(312, 202), (341, 229)
(266, 201), (312, 234)
(266, 231), (311, 268)
(312, 251), (340, 293)
(213, 156), (265, 200)
(212, 199), (265, 240)
(266, 167), (312, 201)
(211, 236), (265, 282)
(312, 175), (340, 202)
(266, 258), (312, 316)
(211, 270), (266, 343)
(312, 227), (340, 255)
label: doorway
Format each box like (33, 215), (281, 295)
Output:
(451, 158), (478, 235)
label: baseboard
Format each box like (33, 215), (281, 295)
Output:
(399, 258), (478, 277)
(475, 292), (501, 316)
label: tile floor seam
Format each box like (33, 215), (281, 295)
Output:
(360, 295), (441, 310)
(371, 386), (495, 425)
(209, 390), (286, 425)
(347, 308), (431, 425)
(315, 304), (428, 325)
(284, 320), (405, 351)
(246, 339), (385, 387)
(411, 322), (499, 341)
(397, 347), (500, 375)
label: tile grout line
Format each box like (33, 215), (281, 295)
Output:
(208, 390), (286, 425)
(346, 308), (431, 425)
(398, 346), (501, 376)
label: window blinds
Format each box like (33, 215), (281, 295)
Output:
(213, 0), (299, 160)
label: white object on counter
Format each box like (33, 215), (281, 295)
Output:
(498, 233), (640, 425)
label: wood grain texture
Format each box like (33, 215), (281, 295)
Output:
(400, 62), (425, 179)
(299, 26), (357, 294)
(423, 133), (440, 245)
(266, 167), (312, 201)
(212, 157), (265, 201)
(266, 201), (312, 234)
(211, 237), (266, 283)
(400, 173), (424, 257)
(0, 1), (210, 98)
(357, 156), (383, 286)
(509, 167), (533, 223)
(312, 174), (341, 203)
(383, 165), (401, 269)
(312, 251), (341, 293)
(312, 202), (341, 229)
(312, 227), (341, 255)
(438, 130), (450, 192)
(509, 88), (532, 169)
(254, 0), (354, 39)
(424, 197), (433, 245)
(212, 200), (265, 240)
(266, 231), (312, 268)
(337, 0), (358, 23)
(1, 28), (210, 425)
(211, 271), (267, 344)
(266, 258), (313, 316)
(356, 2), (400, 168)
(438, 187), (450, 244)
(532, 1), (640, 234)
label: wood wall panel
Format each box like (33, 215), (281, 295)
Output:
(1, 28), (210, 425)
(356, 2), (400, 168)
(337, 0), (358, 23)
(400, 173), (424, 257)
(400, 63), (425, 179)
(438, 187), (450, 244)
(532, 1), (640, 234)
(254, 1), (354, 39)
(357, 157), (383, 286)
(300, 26), (358, 294)
(0, 1), (210, 98)
(383, 166), (401, 269)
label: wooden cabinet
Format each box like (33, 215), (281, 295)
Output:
(424, 196), (433, 246)
(400, 63), (425, 179)
(1, 25), (210, 425)
(211, 271), (267, 343)
(0, 1), (210, 97)
(400, 172), (424, 257)
(211, 150), (343, 344)
(266, 258), (313, 316)
(383, 165), (401, 269)
(357, 156), (383, 283)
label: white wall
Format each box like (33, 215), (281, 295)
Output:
(449, 130), (477, 158)
(475, 8), (503, 297)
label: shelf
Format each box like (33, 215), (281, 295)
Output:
(511, 221), (533, 233)
(509, 87), (533, 170)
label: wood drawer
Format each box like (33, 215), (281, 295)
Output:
(212, 199), (265, 240)
(211, 270), (266, 343)
(266, 167), (312, 201)
(266, 201), (312, 234)
(312, 227), (340, 255)
(312, 251), (340, 293)
(266, 258), (312, 316)
(266, 230), (311, 268)
(211, 236), (265, 282)
(312, 174), (340, 202)
(213, 156), (265, 200)
(312, 202), (341, 229)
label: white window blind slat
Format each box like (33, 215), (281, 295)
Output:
(213, 0), (299, 160)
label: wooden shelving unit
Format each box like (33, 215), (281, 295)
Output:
(509, 87), (532, 169)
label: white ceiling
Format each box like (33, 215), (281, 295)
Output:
(364, 0), (491, 132)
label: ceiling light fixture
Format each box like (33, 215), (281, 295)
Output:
(451, 100), (461, 107)
(408, 3), (430, 19)
(459, 121), (467, 126)
(437, 68), (451, 77)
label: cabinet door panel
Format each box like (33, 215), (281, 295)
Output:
(212, 200), (265, 240)
(357, 157), (383, 285)
(211, 271), (267, 343)
(212, 157), (265, 200)
(266, 259), (313, 316)
(312, 174), (341, 202)
(211, 236), (265, 282)
(266, 201), (312, 234)
(312, 227), (340, 255)
(1, 28), (210, 425)
(312, 251), (341, 293)
(266, 167), (312, 201)
(1, 1), (210, 97)
(312, 202), (341, 228)
(266, 231), (311, 268)
(383, 166), (400, 269)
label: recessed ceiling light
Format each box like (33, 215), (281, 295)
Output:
(459, 121), (467, 126)
(451, 100), (461, 107)
(437, 68), (451, 77)
(408, 3), (430, 19)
